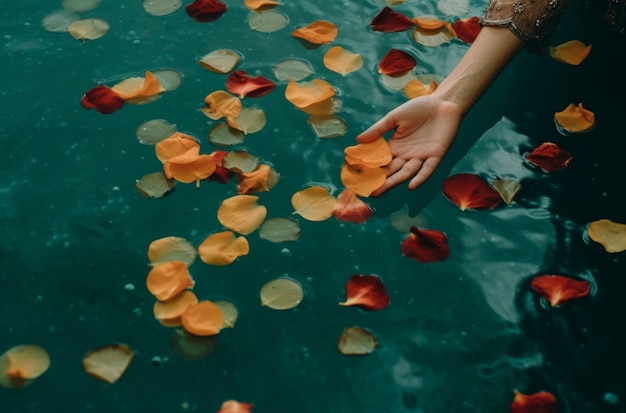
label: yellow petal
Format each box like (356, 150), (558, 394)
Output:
(217, 195), (267, 235)
(554, 102), (596, 134)
(291, 186), (337, 221)
(198, 231), (250, 265)
(549, 40), (592, 65)
(285, 79), (335, 109)
(323, 46), (363, 76)
(587, 219), (626, 253)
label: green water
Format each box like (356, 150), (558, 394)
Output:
(1, 0), (625, 412)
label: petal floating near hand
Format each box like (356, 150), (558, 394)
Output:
(549, 40), (592, 65)
(185, 0), (227, 22)
(403, 79), (437, 99)
(452, 16), (481, 43)
(510, 390), (558, 413)
(525, 142), (572, 172)
(181, 300), (225, 336)
(442, 173), (502, 211)
(81, 85), (125, 114)
(198, 231), (249, 265)
(344, 137), (392, 167)
(0, 345), (50, 389)
(339, 274), (390, 311)
(370, 7), (414, 32)
(332, 189), (374, 224)
(146, 261), (195, 301)
(377, 49), (417, 76)
(587, 219), (626, 253)
(323, 46), (363, 76)
(291, 186), (338, 221)
(554, 103), (595, 135)
(413, 17), (447, 30)
(530, 274), (591, 307)
(217, 195), (267, 235)
(217, 400), (254, 413)
(225, 70), (276, 98)
(291, 20), (338, 44)
(340, 162), (387, 197)
(401, 226), (450, 263)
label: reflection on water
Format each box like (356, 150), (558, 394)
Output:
(1, 0), (625, 412)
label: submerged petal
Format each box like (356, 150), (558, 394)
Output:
(332, 189), (374, 224)
(81, 85), (125, 114)
(401, 226), (450, 263)
(510, 390), (558, 413)
(525, 142), (572, 172)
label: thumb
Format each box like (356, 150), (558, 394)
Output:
(356, 114), (395, 143)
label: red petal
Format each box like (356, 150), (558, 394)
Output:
(225, 70), (276, 98)
(401, 226), (450, 263)
(378, 49), (417, 76)
(525, 142), (573, 172)
(452, 16), (481, 44)
(339, 274), (390, 311)
(216, 400), (254, 413)
(185, 0), (227, 22)
(510, 390), (558, 413)
(208, 151), (234, 183)
(80, 85), (125, 114)
(332, 189), (374, 224)
(441, 173), (502, 211)
(530, 274), (591, 307)
(370, 7), (415, 32)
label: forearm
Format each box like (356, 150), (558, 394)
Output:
(432, 26), (525, 115)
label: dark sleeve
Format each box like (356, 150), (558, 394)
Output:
(480, 0), (569, 54)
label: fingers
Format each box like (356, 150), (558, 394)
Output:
(408, 158), (440, 190)
(355, 114), (395, 143)
(371, 158), (423, 197)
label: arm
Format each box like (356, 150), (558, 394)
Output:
(356, 26), (525, 196)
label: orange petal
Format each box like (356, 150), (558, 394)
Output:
(217, 195), (267, 235)
(344, 137), (391, 167)
(554, 102), (595, 134)
(291, 20), (338, 44)
(284, 78), (335, 109)
(530, 274), (591, 307)
(83, 344), (134, 384)
(244, 0), (281, 10)
(441, 173), (502, 211)
(202, 90), (242, 120)
(0, 345), (50, 389)
(217, 400), (254, 413)
(164, 153), (217, 187)
(339, 274), (390, 311)
(291, 186), (338, 221)
(340, 162), (387, 197)
(198, 231), (250, 265)
(155, 132), (200, 163)
(403, 79), (437, 99)
(510, 390), (558, 413)
(148, 236), (197, 267)
(181, 300), (225, 336)
(153, 291), (199, 325)
(112, 71), (165, 101)
(323, 46), (363, 76)
(237, 164), (279, 194)
(146, 261), (195, 301)
(549, 40), (592, 65)
(337, 326), (377, 355)
(587, 219), (626, 253)
(332, 189), (373, 224)
(412, 16), (447, 30)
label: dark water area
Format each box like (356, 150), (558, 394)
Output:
(1, 0), (625, 412)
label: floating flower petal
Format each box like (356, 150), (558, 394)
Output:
(549, 40), (592, 65)
(337, 326), (377, 355)
(403, 79), (437, 99)
(587, 219), (626, 253)
(402, 226), (450, 263)
(412, 25), (453, 47)
(217, 195), (267, 235)
(510, 390), (558, 413)
(272, 59), (314, 82)
(42, 10), (79, 33)
(245, 0), (281, 10)
(492, 177), (522, 205)
(63, 0), (100, 12)
(332, 189), (374, 224)
(213, 300), (239, 329)
(307, 114), (347, 138)
(291, 20), (338, 44)
(248, 10), (288, 33)
(203, 90), (242, 120)
(217, 400), (254, 413)
(226, 70), (276, 98)
(554, 102), (595, 135)
(531, 274), (591, 307)
(81, 85), (125, 114)
(370, 7), (414, 32)
(339, 274), (390, 310)
(323, 46), (363, 76)
(155, 132), (199, 163)
(68, 18), (109, 40)
(452, 16), (481, 43)
(152, 69), (183, 91)
(148, 236), (197, 267)
(181, 300), (225, 336)
(378, 49), (417, 76)
(144, 0), (182, 16)
(291, 186), (338, 221)
(260, 277), (304, 310)
(198, 49), (241, 74)
(340, 162), (387, 197)
(164, 152), (216, 187)
(137, 119), (177, 145)
(146, 261), (195, 301)
(442, 173), (502, 211)
(344, 137), (392, 167)
(135, 172), (175, 199)
(259, 217), (301, 243)
(285, 78), (335, 109)
(0, 345), (50, 389)
(222, 150), (260, 173)
(111, 71), (165, 102)
(237, 164), (279, 194)
(208, 123), (245, 146)
(83, 344), (134, 384)
(198, 231), (250, 265)
(525, 142), (572, 172)
(227, 107), (267, 134)
(208, 150), (236, 183)
(153, 291), (198, 327)
(185, 0), (227, 22)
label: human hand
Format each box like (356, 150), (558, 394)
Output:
(356, 95), (464, 197)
